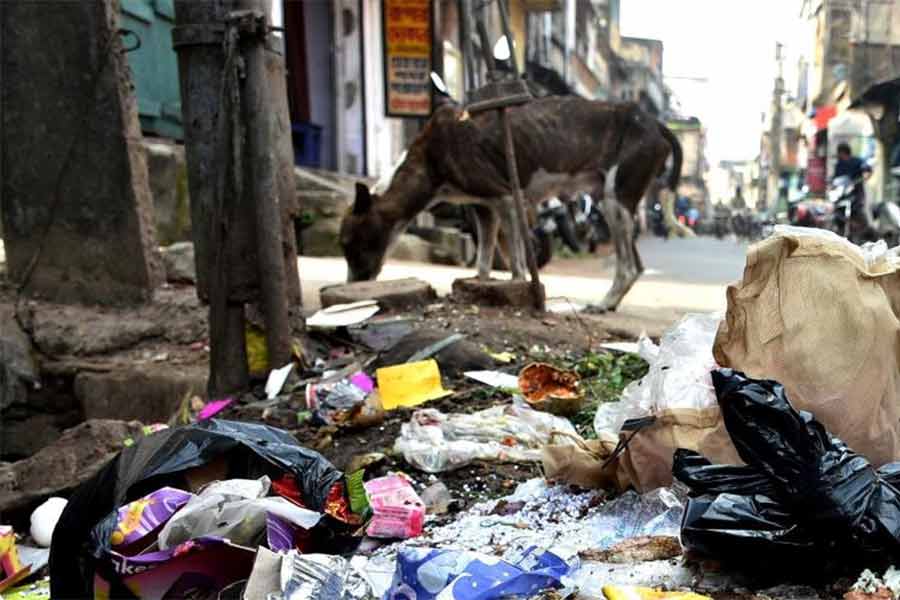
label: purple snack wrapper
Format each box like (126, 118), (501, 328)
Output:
(266, 513), (297, 552)
(111, 487), (194, 549)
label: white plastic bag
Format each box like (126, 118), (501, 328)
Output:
(594, 313), (721, 437)
(395, 401), (577, 473)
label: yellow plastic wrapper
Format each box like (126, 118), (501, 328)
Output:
(0, 526), (30, 593)
(245, 325), (268, 376)
(603, 586), (712, 600)
(376, 359), (452, 410)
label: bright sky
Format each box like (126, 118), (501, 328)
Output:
(620, 0), (806, 163)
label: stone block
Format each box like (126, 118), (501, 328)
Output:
(1, 0), (162, 304)
(74, 367), (207, 423)
(0, 419), (145, 512)
(388, 233), (432, 263)
(144, 139), (191, 245)
(160, 241), (196, 284)
(300, 217), (343, 257)
(320, 278), (437, 311)
(451, 277), (545, 308)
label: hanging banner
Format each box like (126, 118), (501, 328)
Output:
(382, 0), (433, 118)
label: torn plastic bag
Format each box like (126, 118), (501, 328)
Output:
(672, 449), (777, 498)
(675, 369), (900, 562)
(394, 401), (577, 473)
(49, 419), (343, 600)
(592, 314), (741, 492)
(674, 450), (816, 559)
(386, 546), (571, 600)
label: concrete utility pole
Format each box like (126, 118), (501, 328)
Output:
(173, 0), (297, 396)
(767, 42), (785, 211)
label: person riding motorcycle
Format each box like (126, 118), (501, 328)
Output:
(833, 142), (873, 230)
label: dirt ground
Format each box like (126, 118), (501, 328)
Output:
(226, 299), (621, 507)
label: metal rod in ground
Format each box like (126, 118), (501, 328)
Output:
(500, 109), (545, 311)
(238, 0), (293, 368)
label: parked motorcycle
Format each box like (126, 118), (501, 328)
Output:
(829, 175), (900, 246)
(648, 201), (668, 238)
(788, 197), (832, 230)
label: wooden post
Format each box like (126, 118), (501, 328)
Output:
(237, 0), (293, 368)
(475, 20), (544, 311)
(174, 0), (294, 395)
(174, 0), (250, 396)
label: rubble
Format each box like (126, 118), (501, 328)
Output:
(320, 278), (437, 311)
(452, 277), (546, 308)
(0, 419), (144, 512)
(159, 241), (196, 284)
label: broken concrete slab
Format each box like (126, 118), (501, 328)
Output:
(387, 233), (432, 263)
(0, 419), (144, 513)
(33, 308), (164, 356)
(451, 278), (545, 309)
(0, 306), (38, 411)
(1, 0), (163, 305)
(320, 278), (437, 312)
(160, 241), (196, 284)
(74, 366), (207, 423)
(144, 138), (191, 245)
(1, 411), (82, 461)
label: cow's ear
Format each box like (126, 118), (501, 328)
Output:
(353, 183), (372, 215)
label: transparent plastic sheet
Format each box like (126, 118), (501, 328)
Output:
(594, 313), (721, 437)
(394, 401), (577, 473)
(675, 369), (900, 563)
(587, 487), (685, 550)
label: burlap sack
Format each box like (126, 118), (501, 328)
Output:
(616, 408), (742, 493)
(714, 229), (900, 467)
(542, 431), (627, 490)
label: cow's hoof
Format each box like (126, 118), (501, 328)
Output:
(584, 303), (617, 314)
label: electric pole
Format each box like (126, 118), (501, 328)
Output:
(767, 42), (785, 212)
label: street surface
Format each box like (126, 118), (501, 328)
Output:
(300, 236), (750, 332)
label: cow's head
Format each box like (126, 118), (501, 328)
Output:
(340, 183), (392, 282)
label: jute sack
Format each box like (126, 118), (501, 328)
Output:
(714, 229), (900, 467)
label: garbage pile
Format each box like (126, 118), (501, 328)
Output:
(7, 227), (900, 599)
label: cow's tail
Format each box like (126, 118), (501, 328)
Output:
(658, 122), (683, 192)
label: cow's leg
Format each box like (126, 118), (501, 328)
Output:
(473, 204), (500, 280)
(587, 167), (642, 312)
(500, 195), (527, 279)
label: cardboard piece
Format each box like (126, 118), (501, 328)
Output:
(98, 537), (255, 600)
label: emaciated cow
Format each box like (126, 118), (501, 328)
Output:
(340, 96), (682, 311)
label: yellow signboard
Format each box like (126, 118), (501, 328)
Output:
(383, 0), (433, 117)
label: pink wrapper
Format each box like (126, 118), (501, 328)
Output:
(364, 475), (425, 539)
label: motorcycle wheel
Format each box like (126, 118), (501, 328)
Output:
(555, 212), (582, 253)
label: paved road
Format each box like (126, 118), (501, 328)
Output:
(544, 235), (749, 285)
(300, 235), (750, 319)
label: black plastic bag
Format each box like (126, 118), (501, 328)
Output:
(674, 369), (900, 562)
(50, 419), (343, 599)
(674, 449), (816, 559)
